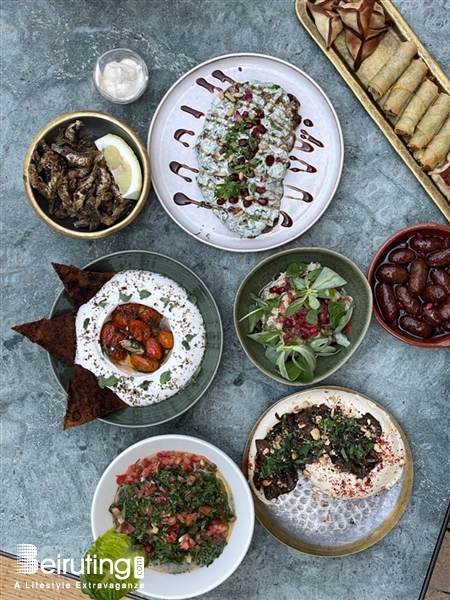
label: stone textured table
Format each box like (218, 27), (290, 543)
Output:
(1, 1), (449, 599)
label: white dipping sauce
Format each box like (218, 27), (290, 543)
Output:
(95, 58), (146, 101)
(75, 270), (206, 406)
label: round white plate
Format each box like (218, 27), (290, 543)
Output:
(92, 435), (255, 599)
(147, 53), (343, 252)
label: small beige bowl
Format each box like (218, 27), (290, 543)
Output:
(23, 110), (151, 239)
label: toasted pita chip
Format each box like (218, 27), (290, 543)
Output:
(64, 364), (127, 429)
(12, 310), (77, 366)
(52, 262), (114, 308)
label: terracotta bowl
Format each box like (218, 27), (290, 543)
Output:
(23, 110), (151, 239)
(367, 223), (450, 348)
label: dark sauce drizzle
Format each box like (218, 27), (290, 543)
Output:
(289, 155), (317, 174)
(211, 70), (235, 84)
(174, 129), (195, 147)
(279, 211), (293, 228)
(196, 78), (222, 93)
(285, 184), (314, 203)
(300, 129), (324, 148)
(173, 193), (211, 209)
(180, 106), (204, 119)
(169, 162), (199, 183)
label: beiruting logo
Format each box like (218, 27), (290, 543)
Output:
(16, 544), (145, 581)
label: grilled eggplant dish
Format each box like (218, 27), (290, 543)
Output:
(195, 80), (301, 238)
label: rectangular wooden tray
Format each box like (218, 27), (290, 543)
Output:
(295, 0), (450, 222)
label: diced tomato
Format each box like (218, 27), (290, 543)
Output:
(205, 523), (228, 536)
(166, 531), (177, 544)
(179, 534), (195, 550)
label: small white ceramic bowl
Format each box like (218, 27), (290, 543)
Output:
(91, 434), (255, 599)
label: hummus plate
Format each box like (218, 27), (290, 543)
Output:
(243, 386), (413, 556)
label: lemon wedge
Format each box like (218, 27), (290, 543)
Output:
(95, 133), (142, 200)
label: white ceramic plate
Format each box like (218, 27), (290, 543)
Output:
(92, 435), (255, 599)
(147, 53), (343, 252)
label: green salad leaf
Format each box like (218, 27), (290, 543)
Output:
(79, 529), (147, 600)
(240, 262), (354, 382)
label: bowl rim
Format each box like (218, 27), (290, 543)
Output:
(233, 246), (373, 385)
(367, 222), (450, 349)
(91, 434), (255, 599)
(23, 110), (151, 240)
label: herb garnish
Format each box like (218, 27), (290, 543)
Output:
(240, 262), (354, 383)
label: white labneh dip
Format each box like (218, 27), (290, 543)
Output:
(75, 270), (206, 406)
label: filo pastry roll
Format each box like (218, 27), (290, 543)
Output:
(408, 93), (450, 152)
(383, 58), (428, 116)
(394, 79), (439, 136)
(414, 116), (450, 172)
(368, 41), (417, 100)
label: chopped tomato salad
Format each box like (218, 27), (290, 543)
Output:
(110, 451), (236, 568)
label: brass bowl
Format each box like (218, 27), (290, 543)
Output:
(23, 110), (151, 239)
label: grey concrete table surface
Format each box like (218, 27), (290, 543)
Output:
(1, 1), (449, 599)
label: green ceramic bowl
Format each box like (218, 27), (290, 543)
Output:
(233, 248), (372, 386)
(50, 251), (223, 427)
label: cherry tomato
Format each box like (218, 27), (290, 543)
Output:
(145, 337), (163, 360)
(111, 303), (137, 329)
(137, 305), (162, 326)
(129, 319), (152, 342)
(157, 330), (174, 349)
(100, 321), (125, 348)
(108, 346), (128, 362)
(130, 354), (160, 373)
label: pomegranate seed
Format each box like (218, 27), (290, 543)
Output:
(269, 286), (279, 294)
(277, 287), (286, 293)
(229, 172), (239, 181)
(217, 198), (226, 206)
(228, 196), (239, 204)
(425, 303), (434, 309)
(256, 108), (265, 118)
(238, 138), (247, 146)
(285, 318), (294, 327)
(245, 122), (253, 129)
(265, 155), (274, 166)
(258, 123), (267, 134)
(255, 186), (266, 194)
(240, 187), (249, 196)
(242, 110), (249, 118)
(244, 91), (253, 102)
(251, 127), (260, 138)
(258, 197), (269, 206)
(243, 200), (252, 208)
